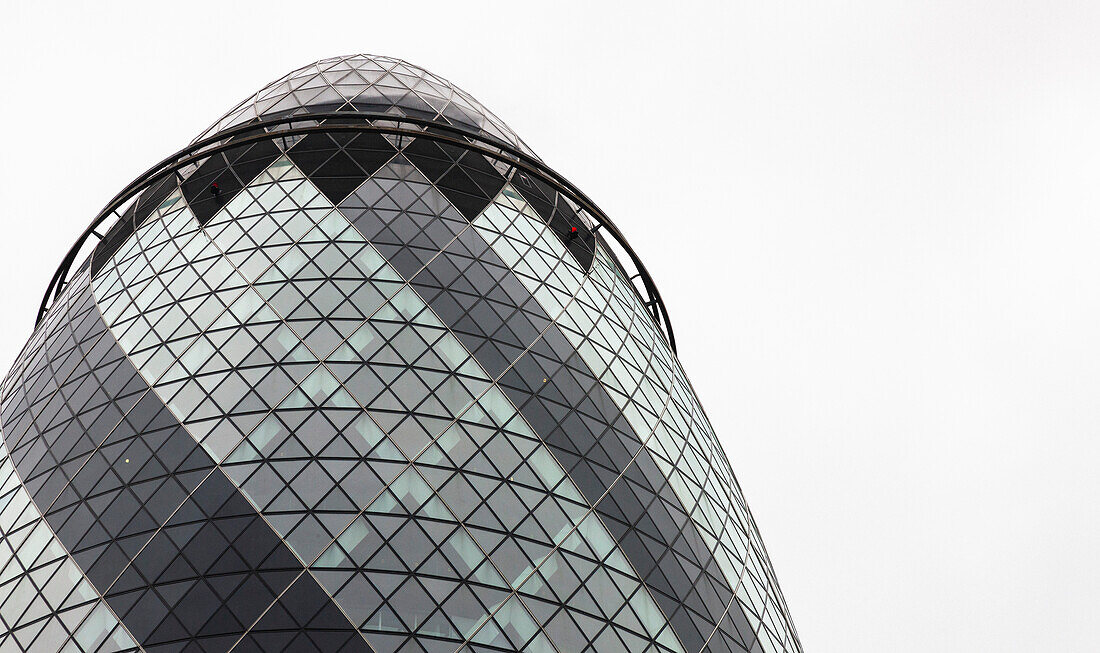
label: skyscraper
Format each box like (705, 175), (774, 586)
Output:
(0, 55), (801, 653)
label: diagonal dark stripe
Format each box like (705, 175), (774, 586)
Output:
(350, 185), (757, 652)
(0, 276), (369, 650)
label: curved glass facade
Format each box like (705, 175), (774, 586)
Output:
(0, 55), (801, 653)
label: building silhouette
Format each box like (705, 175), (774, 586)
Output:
(0, 55), (801, 653)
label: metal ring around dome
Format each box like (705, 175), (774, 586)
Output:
(37, 113), (677, 353)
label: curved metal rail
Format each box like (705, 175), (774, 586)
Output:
(37, 113), (677, 352)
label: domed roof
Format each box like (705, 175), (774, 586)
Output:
(195, 54), (536, 157)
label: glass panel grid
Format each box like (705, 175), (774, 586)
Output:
(1, 54), (801, 653)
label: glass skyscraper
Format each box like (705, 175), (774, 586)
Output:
(0, 55), (801, 653)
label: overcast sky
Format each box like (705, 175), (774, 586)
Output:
(2, 2), (1098, 651)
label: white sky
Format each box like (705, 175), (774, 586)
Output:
(2, 2), (1098, 651)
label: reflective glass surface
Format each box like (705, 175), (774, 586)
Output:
(0, 55), (801, 653)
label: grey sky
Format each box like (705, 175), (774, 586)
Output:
(1, 2), (1097, 651)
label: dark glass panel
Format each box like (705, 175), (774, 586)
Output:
(234, 573), (372, 653)
(402, 137), (507, 220)
(287, 131), (397, 204)
(106, 470), (302, 649)
(510, 170), (595, 270)
(181, 139), (282, 225)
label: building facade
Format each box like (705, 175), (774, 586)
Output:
(0, 55), (801, 653)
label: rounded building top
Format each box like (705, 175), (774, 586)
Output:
(195, 54), (536, 157)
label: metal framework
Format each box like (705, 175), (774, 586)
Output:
(2, 55), (804, 653)
(37, 113), (677, 352)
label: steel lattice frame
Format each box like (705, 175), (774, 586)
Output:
(0, 54), (801, 653)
